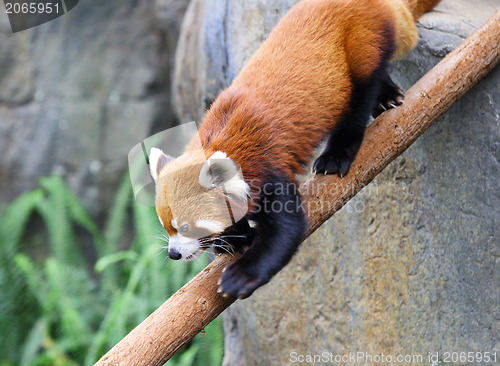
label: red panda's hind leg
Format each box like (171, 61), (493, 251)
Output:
(313, 65), (393, 177)
(372, 72), (404, 118)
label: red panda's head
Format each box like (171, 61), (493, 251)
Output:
(149, 148), (250, 261)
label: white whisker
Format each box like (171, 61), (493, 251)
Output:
(213, 245), (235, 257)
(155, 245), (169, 258)
(204, 250), (217, 260)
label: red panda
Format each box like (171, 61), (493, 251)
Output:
(149, 0), (440, 298)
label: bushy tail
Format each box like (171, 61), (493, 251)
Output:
(403, 0), (441, 20)
(388, 0), (440, 59)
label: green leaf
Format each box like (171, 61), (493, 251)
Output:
(20, 319), (46, 366)
(1, 173), (224, 366)
(95, 251), (138, 273)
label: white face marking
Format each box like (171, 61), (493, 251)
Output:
(168, 233), (202, 261)
(247, 220), (257, 228)
(158, 216), (165, 228)
(195, 219), (225, 234)
(171, 217), (178, 229)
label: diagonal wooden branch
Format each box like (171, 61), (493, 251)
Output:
(95, 11), (500, 366)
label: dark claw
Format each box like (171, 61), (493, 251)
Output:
(238, 292), (250, 300)
(373, 84), (405, 118)
(313, 152), (353, 177)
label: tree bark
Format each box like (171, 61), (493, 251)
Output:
(95, 10), (500, 366)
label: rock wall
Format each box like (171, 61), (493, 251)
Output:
(0, 0), (189, 213)
(172, 0), (500, 365)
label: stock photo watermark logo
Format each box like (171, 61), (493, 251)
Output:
(128, 122), (249, 242)
(128, 122), (376, 243)
(3, 0), (79, 33)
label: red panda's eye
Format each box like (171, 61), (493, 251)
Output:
(179, 224), (190, 234)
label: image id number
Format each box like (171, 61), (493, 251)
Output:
(5, 2), (61, 14)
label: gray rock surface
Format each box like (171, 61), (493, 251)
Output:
(172, 0), (500, 365)
(0, 0), (189, 212)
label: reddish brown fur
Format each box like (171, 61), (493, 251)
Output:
(154, 0), (440, 295)
(186, 0), (439, 208)
(403, 0), (441, 20)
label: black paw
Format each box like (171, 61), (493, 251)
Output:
(217, 261), (265, 299)
(372, 85), (404, 118)
(312, 153), (352, 177)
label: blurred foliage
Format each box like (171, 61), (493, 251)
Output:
(0, 174), (224, 366)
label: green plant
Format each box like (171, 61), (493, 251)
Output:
(0, 174), (224, 366)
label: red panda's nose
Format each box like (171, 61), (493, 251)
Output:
(168, 249), (182, 260)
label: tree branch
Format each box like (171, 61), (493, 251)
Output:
(95, 11), (500, 366)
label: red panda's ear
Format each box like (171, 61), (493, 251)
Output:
(149, 148), (173, 181)
(199, 151), (250, 200)
(199, 151), (239, 188)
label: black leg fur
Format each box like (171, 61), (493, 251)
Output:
(313, 64), (402, 176)
(313, 73), (382, 176)
(217, 174), (306, 299)
(212, 218), (255, 255)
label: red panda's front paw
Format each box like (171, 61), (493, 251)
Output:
(217, 262), (265, 299)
